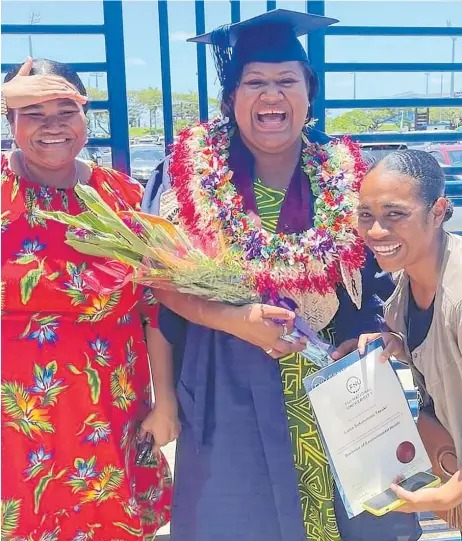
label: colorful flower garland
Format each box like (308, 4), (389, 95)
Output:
(168, 118), (367, 300)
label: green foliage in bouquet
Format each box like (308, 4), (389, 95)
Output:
(37, 184), (258, 304)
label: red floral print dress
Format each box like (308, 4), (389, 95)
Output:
(1, 155), (172, 541)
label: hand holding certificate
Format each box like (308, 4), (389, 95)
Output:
(303, 338), (439, 518)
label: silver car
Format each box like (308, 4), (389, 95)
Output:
(130, 145), (165, 185)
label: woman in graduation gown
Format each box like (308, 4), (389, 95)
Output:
(142, 10), (421, 541)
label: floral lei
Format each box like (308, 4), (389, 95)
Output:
(168, 117), (367, 300)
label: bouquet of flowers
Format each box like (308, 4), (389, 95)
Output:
(39, 183), (259, 304)
(39, 184), (334, 367)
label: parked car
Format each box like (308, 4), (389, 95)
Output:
(133, 136), (159, 145)
(77, 147), (102, 165)
(426, 144), (462, 198)
(360, 142), (408, 163)
(130, 144), (165, 185)
(427, 144), (462, 168)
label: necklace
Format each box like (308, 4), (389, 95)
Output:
(169, 118), (367, 303)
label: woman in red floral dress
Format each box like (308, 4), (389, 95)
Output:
(1, 59), (174, 540)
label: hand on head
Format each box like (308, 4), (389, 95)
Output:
(3, 57), (88, 111)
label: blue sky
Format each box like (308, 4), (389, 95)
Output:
(2, 0), (462, 107)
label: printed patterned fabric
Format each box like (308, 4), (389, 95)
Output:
(1, 155), (172, 541)
(255, 179), (340, 541)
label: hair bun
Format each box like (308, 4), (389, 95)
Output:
(444, 198), (454, 222)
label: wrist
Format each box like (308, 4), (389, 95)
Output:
(388, 331), (405, 354)
(219, 304), (243, 337)
(154, 389), (177, 405)
(388, 331), (404, 343)
(442, 473), (462, 508)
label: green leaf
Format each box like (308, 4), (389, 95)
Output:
(66, 262), (77, 276)
(41, 385), (67, 407)
(99, 465), (123, 492)
(14, 254), (37, 265)
(11, 177), (19, 202)
(46, 360), (58, 375)
(34, 420), (55, 435)
(33, 363), (44, 382)
(74, 457), (85, 469)
(70, 185), (153, 255)
(139, 508), (157, 525)
(20, 267), (43, 305)
(76, 413), (98, 435)
(1, 382), (29, 419)
(87, 455), (97, 470)
(35, 314), (60, 326)
(67, 364), (82, 375)
(65, 239), (142, 267)
(18, 314), (38, 339)
(34, 467), (55, 514)
(62, 288), (88, 307)
(65, 478), (88, 493)
(3, 421), (25, 435)
(1, 498), (21, 535)
(112, 522), (143, 537)
(55, 468), (67, 479)
(25, 463), (45, 481)
(93, 355), (110, 367)
(47, 271), (61, 281)
(37, 527), (60, 541)
(84, 364), (101, 404)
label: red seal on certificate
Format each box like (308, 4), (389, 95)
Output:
(396, 441), (416, 463)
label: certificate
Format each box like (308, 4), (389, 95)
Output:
(303, 338), (431, 517)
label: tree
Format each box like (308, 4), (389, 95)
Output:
(326, 108), (406, 134)
(429, 108), (461, 128)
(172, 92), (219, 133)
(127, 90), (145, 128)
(137, 88), (163, 130)
(86, 88), (109, 136)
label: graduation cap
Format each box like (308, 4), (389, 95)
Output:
(188, 9), (338, 91)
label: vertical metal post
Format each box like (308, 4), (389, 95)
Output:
(103, 1), (130, 173)
(158, 0), (174, 149)
(306, 0), (326, 132)
(266, 1), (277, 10)
(230, 0), (241, 23)
(195, 0), (208, 122)
(450, 36), (457, 97)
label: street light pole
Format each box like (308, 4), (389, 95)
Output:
(28, 12), (41, 58)
(447, 21), (457, 97)
(450, 37), (457, 97)
(90, 72), (103, 90)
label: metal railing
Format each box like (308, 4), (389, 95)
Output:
(2, 0), (461, 176)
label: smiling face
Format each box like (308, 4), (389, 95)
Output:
(233, 61), (309, 154)
(10, 98), (87, 171)
(357, 164), (446, 273)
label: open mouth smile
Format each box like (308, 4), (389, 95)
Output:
(371, 243), (402, 257)
(36, 138), (73, 150)
(255, 108), (288, 129)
